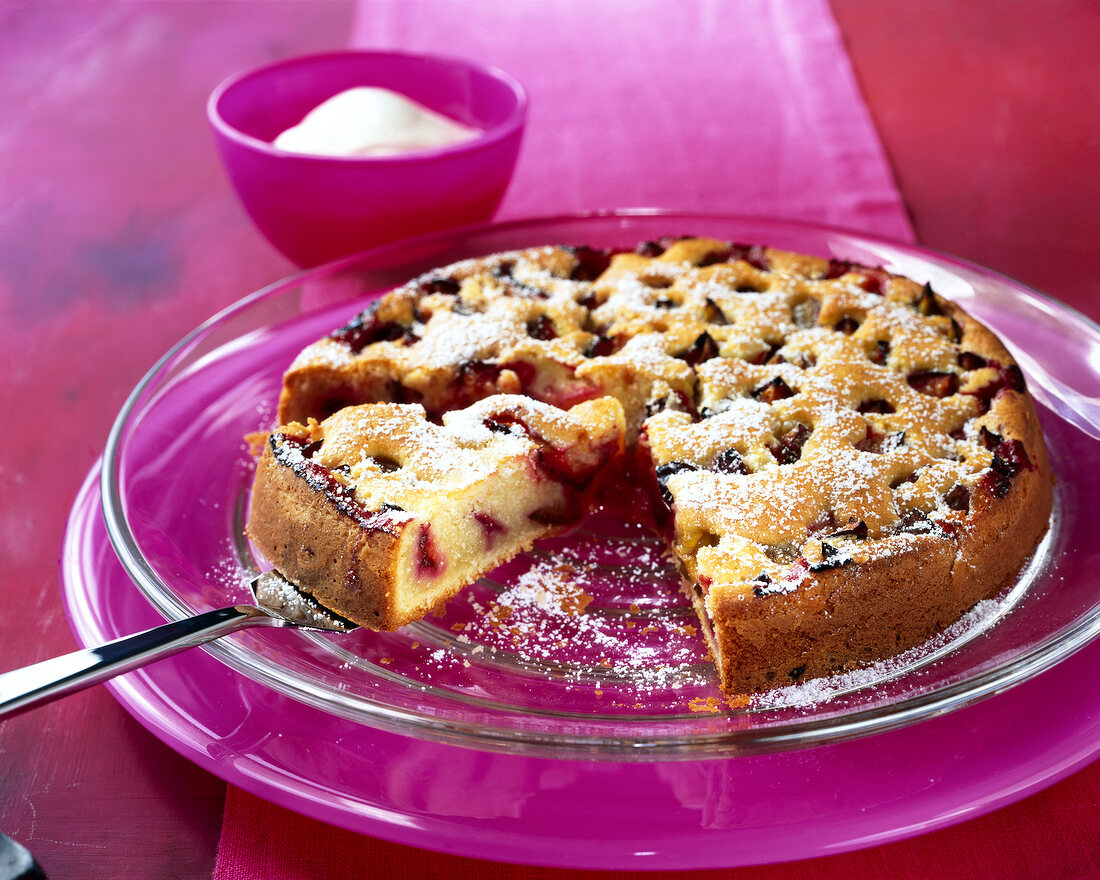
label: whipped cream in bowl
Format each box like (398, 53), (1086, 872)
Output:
(272, 86), (483, 158)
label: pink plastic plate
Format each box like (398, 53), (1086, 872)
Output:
(63, 213), (1100, 868)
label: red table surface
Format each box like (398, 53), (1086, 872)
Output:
(1, 2), (1098, 878)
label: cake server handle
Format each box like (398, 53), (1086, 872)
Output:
(0, 604), (276, 719)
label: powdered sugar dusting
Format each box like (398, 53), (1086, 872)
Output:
(454, 543), (710, 691)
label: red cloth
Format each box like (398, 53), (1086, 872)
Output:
(348, 0), (914, 241)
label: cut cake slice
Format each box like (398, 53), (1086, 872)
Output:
(247, 394), (624, 629)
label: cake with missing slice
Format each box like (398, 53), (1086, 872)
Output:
(248, 237), (1052, 694)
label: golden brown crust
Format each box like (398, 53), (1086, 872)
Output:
(704, 534), (959, 692)
(247, 436), (410, 629)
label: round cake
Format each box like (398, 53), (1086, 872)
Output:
(248, 237), (1053, 694)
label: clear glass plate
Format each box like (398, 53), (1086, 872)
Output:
(100, 212), (1100, 759)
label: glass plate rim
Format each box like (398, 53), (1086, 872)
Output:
(98, 209), (1100, 759)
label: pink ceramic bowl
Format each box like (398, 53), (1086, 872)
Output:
(208, 51), (526, 267)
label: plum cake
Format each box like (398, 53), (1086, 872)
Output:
(250, 236), (1052, 694)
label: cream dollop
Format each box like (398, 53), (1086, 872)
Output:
(272, 86), (482, 157)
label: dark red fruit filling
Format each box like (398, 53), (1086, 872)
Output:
(700, 243), (770, 270)
(824, 260), (890, 294)
(965, 363), (1027, 413)
(974, 429), (1033, 499)
(958, 351), (987, 371)
(751, 572), (775, 598)
(655, 461), (698, 506)
(890, 471), (918, 489)
(568, 245), (619, 281)
(857, 398), (895, 414)
(458, 360), (505, 398)
(834, 316), (861, 335)
(809, 541), (850, 572)
(870, 340), (890, 365)
(415, 524), (445, 577)
(769, 423), (811, 464)
(944, 484), (970, 512)
(897, 508), (936, 534)
(473, 511), (508, 551)
(416, 275), (461, 296)
(979, 426), (1003, 450)
(704, 298), (727, 324)
(484, 409), (611, 489)
(979, 427), (1033, 473)
(635, 240), (667, 258)
(367, 455), (401, 473)
(634, 237), (689, 259)
(859, 272), (889, 295)
(824, 259), (860, 279)
(526, 315), (557, 340)
(916, 283), (943, 316)
(907, 371), (959, 398)
(752, 376), (795, 403)
(750, 573), (777, 598)
(827, 259), (893, 294)
(980, 454), (1023, 499)
(330, 307), (415, 354)
(712, 447), (749, 475)
(537, 444), (603, 488)
(681, 331), (720, 366)
(482, 410), (532, 437)
(584, 333), (618, 358)
(645, 391), (697, 419)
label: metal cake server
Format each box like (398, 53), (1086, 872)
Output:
(0, 572), (357, 719)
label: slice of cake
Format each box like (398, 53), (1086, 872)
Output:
(251, 237), (1052, 694)
(247, 394), (624, 629)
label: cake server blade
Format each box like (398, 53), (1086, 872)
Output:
(0, 572), (357, 719)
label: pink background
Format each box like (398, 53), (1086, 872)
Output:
(351, 0), (913, 241)
(1, 1), (1097, 877)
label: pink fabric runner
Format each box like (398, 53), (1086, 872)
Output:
(351, 0), (913, 239)
(216, 1), (913, 876)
